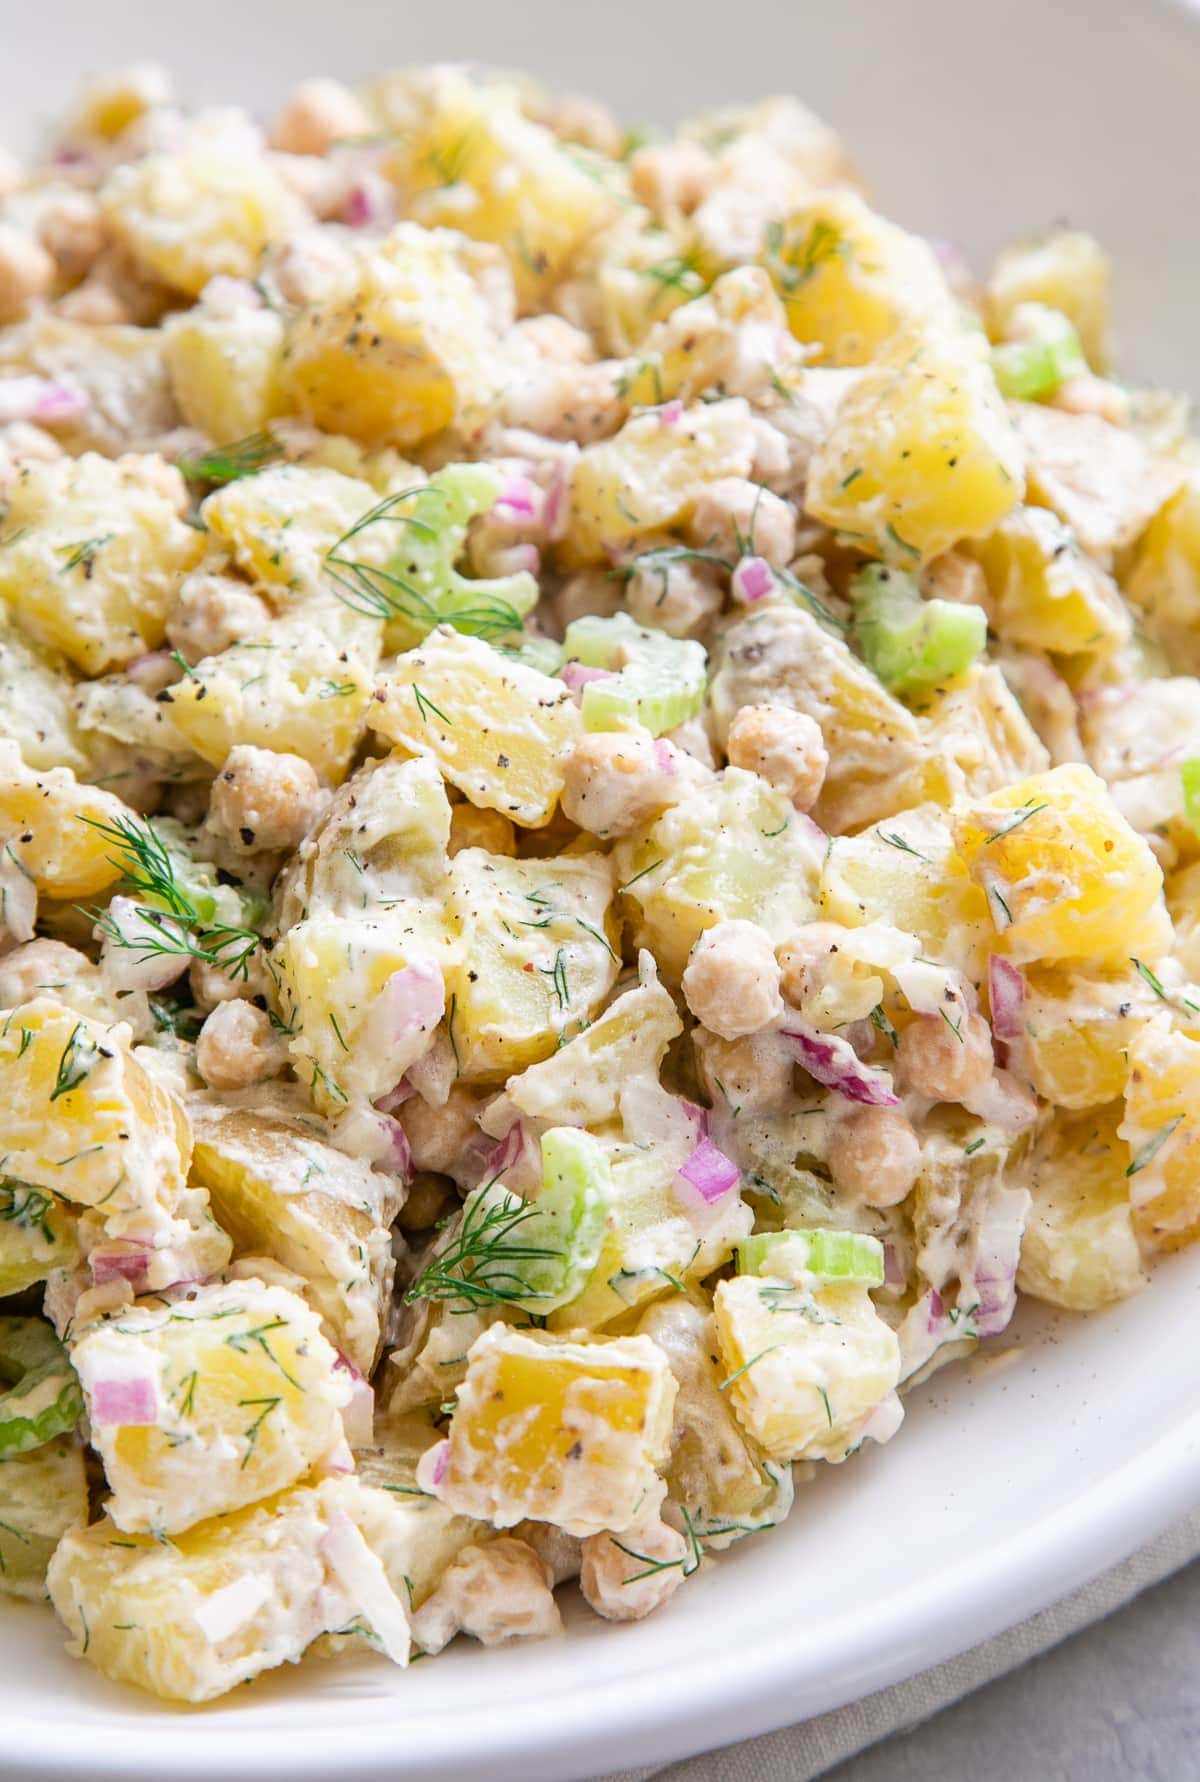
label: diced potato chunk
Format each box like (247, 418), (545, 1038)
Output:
(1080, 677), (1200, 863)
(0, 741), (133, 899)
(709, 603), (928, 834)
(988, 230), (1112, 371)
(0, 620), (86, 775)
(1011, 402), (1183, 562)
(565, 397), (755, 565)
(0, 996), (189, 1214)
(271, 750), (452, 932)
(1120, 1023), (1200, 1252)
(0, 453), (205, 673)
(913, 663), (1050, 809)
(273, 910), (451, 1111)
(501, 962), (682, 1129)
(352, 1422), (487, 1609)
(713, 1273), (900, 1463)
(955, 763), (1171, 966)
(429, 1324), (676, 1536)
(965, 506), (1130, 655)
(1168, 862), (1200, 981)
(102, 145), (301, 296)
(387, 67), (619, 307)
(821, 805), (991, 983)
(623, 267), (794, 408)
(637, 1298), (792, 1548)
(1019, 962), (1163, 1110)
(47, 1474), (409, 1702)
(1018, 1106), (1145, 1311)
(282, 223), (499, 447)
(0, 1436), (87, 1600)
(189, 1103), (403, 1374)
(806, 326), (1025, 565)
(370, 628), (581, 827)
(1124, 470), (1200, 673)
(200, 463), (391, 604)
(613, 767), (823, 981)
(164, 302), (286, 441)
(70, 1279), (351, 1534)
(0, 1179), (79, 1297)
(445, 848), (618, 1082)
(164, 617), (379, 784)
(763, 187), (954, 365)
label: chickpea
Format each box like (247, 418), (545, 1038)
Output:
(195, 999), (287, 1091)
(898, 1009), (994, 1103)
(682, 920), (784, 1040)
(580, 1517), (690, 1621)
(399, 1083), (485, 1177)
(775, 921), (847, 1008)
(561, 730), (683, 837)
(628, 140), (715, 215)
(0, 223), (54, 319)
(726, 703), (828, 811)
(688, 478), (796, 568)
(166, 572), (272, 663)
(270, 78), (372, 158)
(694, 1027), (794, 1116)
(410, 1539), (560, 1655)
(207, 746), (324, 856)
(625, 555), (724, 640)
(396, 1171), (457, 1234)
(826, 1106), (921, 1208)
(37, 190), (107, 281)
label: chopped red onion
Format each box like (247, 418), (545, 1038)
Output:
(375, 1078), (415, 1115)
(383, 959), (444, 1046)
(659, 399), (683, 427)
(495, 474), (538, 517)
(987, 955), (1026, 1040)
(374, 1112), (413, 1184)
(732, 555), (776, 604)
(780, 1022), (901, 1106)
(653, 738), (680, 776)
(561, 661), (614, 697)
(89, 1241), (153, 1289)
(0, 376), (49, 424)
(90, 1376), (160, 1427)
(676, 1136), (740, 1205)
(34, 380), (88, 424)
(200, 275), (263, 311)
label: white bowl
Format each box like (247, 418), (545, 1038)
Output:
(6, 2), (1200, 1775)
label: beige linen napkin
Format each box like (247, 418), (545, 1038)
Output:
(604, 1507), (1200, 1782)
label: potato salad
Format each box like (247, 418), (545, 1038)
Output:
(0, 60), (1199, 1705)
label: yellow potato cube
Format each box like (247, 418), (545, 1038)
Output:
(623, 266), (796, 408)
(1019, 962), (1163, 1110)
(763, 187), (954, 365)
(370, 628), (581, 828)
(1018, 1106), (1145, 1311)
(955, 763), (1171, 966)
(71, 1279), (351, 1535)
(1168, 862), (1200, 981)
(0, 742), (134, 899)
(163, 302), (286, 441)
(713, 1273), (900, 1463)
(200, 462), (392, 605)
(806, 326), (1025, 565)
(638, 1298), (792, 1548)
(1011, 402), (1183, 563)
(389, 67), (619, 308)
(47, 1474), (411, 1702)
(429, 1324), (676, 1536)
(914, 663), (1051, 810)
(501, 961), (682, 1130)
(709, 603), (928, 834)
(0, 996), (189, 1214)
(282, 223), (499, 447)
(821, 805), (991, 984)
(988, 229), (1112, 371)
(0, 1436), (87, 1601)
(445, 847), (618, 1082)
(102, 145), (302, 296)
(613, 767), (823, 982)
(271, 750), (452, 932)
(0, 453), (205, 673)
(0, 1179), (79, 1297)
(0, 619), (86, 775)
(164, 617), (379, 784)
(964, 506), (1130, 655)
(189, 1102), (403, 1374)
(273, 910), (451, 1111)
(1124, 470), (1200, 673)
(1120, 1023), (1200, 1252)
(565, 396), (756, 565)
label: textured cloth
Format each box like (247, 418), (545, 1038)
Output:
(604, 1508), (1200, 1782)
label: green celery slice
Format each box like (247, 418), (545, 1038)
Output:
(737, 1227), (885, 1286)
(563, 612), (707, 736)
(852, 564), (986, 698)
(0, 1319), (83, 1456)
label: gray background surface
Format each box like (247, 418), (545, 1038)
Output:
(828, 1561), (1200, 1782)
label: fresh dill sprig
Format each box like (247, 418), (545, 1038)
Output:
(984, 801), (1048, 845)
(775, 564), (848, 632)
(176, 432), (283, 486)
(614, 1507), (703, 1584)
(58, 535), (114, 575)
(407, 1191), (560, 1313)
(49, 1022), (102, 1102)
(1126, 1117), (1184, 1179)
(879, 830), (931, 863)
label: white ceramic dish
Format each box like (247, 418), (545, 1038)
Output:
(5, 1), (1200, 1775)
